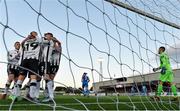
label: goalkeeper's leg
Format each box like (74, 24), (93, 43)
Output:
(170, 82), (178, 101)
(167, 72), (178, 101)
(157, 81), (163, 96)
(171, 83), (177, 96)
(151, 81), (163, 101)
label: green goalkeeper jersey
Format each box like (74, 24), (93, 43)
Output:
(160, 52), (171, 71)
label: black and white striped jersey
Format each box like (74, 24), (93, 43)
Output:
(41, 37), (55, 62)
(50, 45), (61, 66)
(21, 38), (41, 60)
(7, 49), (20, 69)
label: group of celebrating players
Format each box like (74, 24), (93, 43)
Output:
(2, 30), (178, 103)
(4, 31), (61, 102)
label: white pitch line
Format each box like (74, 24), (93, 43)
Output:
(0, 101), (178, 107)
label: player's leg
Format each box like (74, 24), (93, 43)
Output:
(15, 75), (25, 95)
(42, 64), (57, 102)
(46, 63), (56, 99)
(49, 73), (56, 98)
(171, 83), (178, 101)
(35, 77), (41, 99)
(157, 81), (163, 96)
(170, 82), (177, 96)
(168, 74), (177, 97)
(40, 62), (49, 102)
(157, 73), (168, 97)
(9, 73), (26, 101)
(35, 62), (46, 99)
(85, 84), (89, 96)
(5, 65), (16, 94)
(0, 67), (14, 99)
(42, 62), (54, 102)
(167, 73), (178, 100)
(82, 83), (86, 96)
(28, 59), (39, 100)
(151, 80), (163, 101)
(49, 64), (59, 88)
(85, 82), (90, 96)
(42, 74), (53, 102)
(46, 75), (54, 99)
(29, 74), (37, 99)
(12, 60), (28, 98)
(24, 79), (30, 97)
(4, 73), (14, 94)
(9, 69), (20, 99)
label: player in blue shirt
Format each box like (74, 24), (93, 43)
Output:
(81, 72), (90, 96)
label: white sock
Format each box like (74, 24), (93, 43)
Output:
(13, 80), (22, 96)
(35, 81), (40, 98)
(44, 86), (49, 98)
(4, 81), (11, 94)
(29, 79), (37, 98)
(47, 80), (54, 99)
(24, 83), (30, 97)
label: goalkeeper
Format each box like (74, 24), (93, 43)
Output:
(153, 46), (178, 101)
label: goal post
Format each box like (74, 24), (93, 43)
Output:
(105, 0), (180, 29)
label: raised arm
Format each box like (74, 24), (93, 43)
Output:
(52, 37), (61, 45)
(21, 35), (31, 45)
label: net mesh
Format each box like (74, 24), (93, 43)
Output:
(0, 0), (180, 110)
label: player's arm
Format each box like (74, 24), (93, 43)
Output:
(159, 54), (168, 74)
(153, 67), (161, 72)
(54, 42), (62, 53)
(159, 54), (168, 69)
(153, 54), (167, 73)
(21, 35), (31, 45)
(52, 37), (61, 45)
(7, 51), (15, 60)
(87, 77), (90, 82)
(81, 76), (84, 82)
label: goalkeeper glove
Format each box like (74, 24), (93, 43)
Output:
(153, 68), (159, 72)
(161, 67), (166, 75)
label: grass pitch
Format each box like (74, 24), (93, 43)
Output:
(0, 95), (179, 110)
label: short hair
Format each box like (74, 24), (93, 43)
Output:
(30, 31), (37, 35)
(44, 32), (53, 37)
(83, 72), (87, 75)
(159, 46), (165, 52)
(14, 41), (20, 45)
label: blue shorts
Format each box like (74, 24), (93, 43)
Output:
(82, 82), (88, 88)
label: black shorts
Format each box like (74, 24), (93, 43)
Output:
(19, 59), (39, 76)
(50, 65), (59, 75)
(7, 64), (19, 77)
(39, 62), (51, 76)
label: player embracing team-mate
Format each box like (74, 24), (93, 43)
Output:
(40, 33), (61, 102)
(3, 31), (62, 103)
(10, 31), (45, 102)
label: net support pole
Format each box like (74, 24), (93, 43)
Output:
(105, 0), (180, 29)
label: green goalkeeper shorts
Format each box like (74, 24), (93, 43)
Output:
(159, 70), (174, 82)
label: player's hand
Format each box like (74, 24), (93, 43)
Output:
(28, 35), (32, 39)
(15, 53), (20, 59)
(153, 68), (158, 72)
(161, 67), (166, 75)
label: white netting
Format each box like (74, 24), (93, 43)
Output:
(0, 0), (180, 110)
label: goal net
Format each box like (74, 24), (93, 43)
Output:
(0, 0), (180, 110)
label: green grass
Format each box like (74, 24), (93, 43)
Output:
(0, 95), (179, 110)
